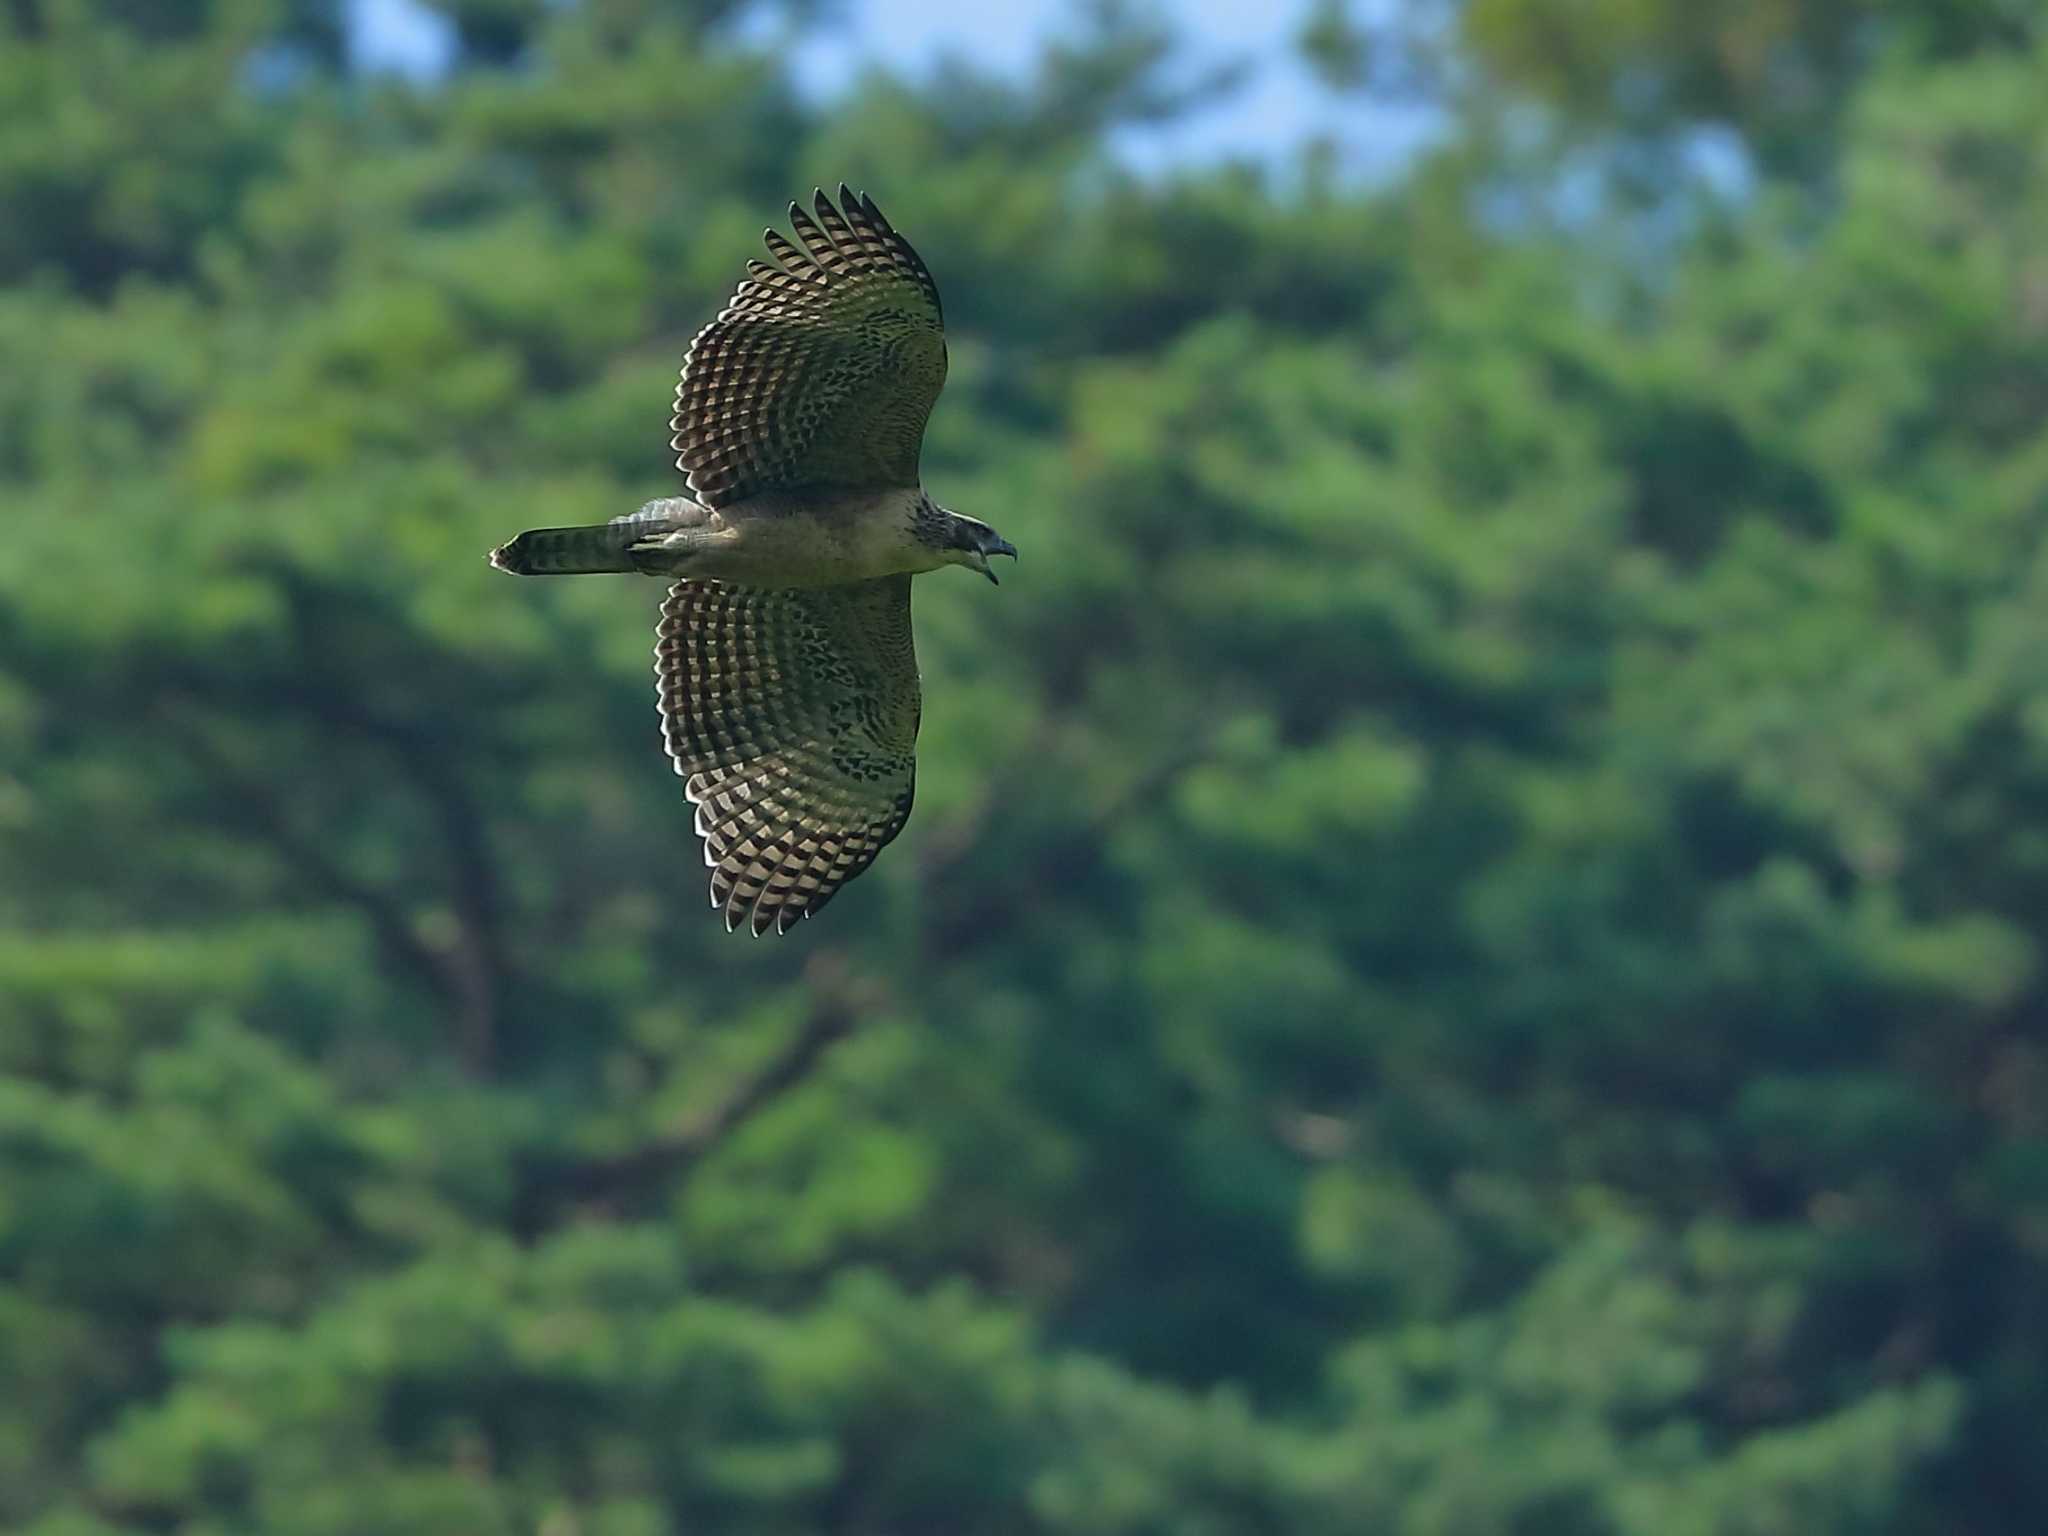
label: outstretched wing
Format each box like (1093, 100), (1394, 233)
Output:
(672, 185), (947, 508)
(654, 575), (920, 935)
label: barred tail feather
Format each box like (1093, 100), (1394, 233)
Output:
(489, 524), (636, 576)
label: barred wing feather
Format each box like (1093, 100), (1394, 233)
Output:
(654, 575), (920, 934)
(671, 185), (947, 507)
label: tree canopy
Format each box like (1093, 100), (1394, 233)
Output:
(4, 1), (2047, 1531)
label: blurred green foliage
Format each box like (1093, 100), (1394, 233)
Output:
(4, 0), (2048, 1531)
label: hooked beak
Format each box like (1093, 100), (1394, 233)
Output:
(974, 536), (1019, 585)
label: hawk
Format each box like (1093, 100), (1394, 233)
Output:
(490, 186), (1015, 935)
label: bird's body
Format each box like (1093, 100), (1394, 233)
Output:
(494, 487), (961, 588)
(489, 185), (1014, 934)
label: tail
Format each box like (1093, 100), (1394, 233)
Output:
(489, 524), (636, 576)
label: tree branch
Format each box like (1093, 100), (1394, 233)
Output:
(516, 952), (890, 1230)
(920, 724), (1219, 957)
(519, 724), (1214, 1229)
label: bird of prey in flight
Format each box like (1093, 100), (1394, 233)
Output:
(490, 186), (1015, 935)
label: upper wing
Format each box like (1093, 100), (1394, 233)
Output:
(671, 185), (947, 508)
(654, 575), (921, 935)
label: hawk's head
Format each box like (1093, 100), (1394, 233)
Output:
(920, 501), (1018, 585)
